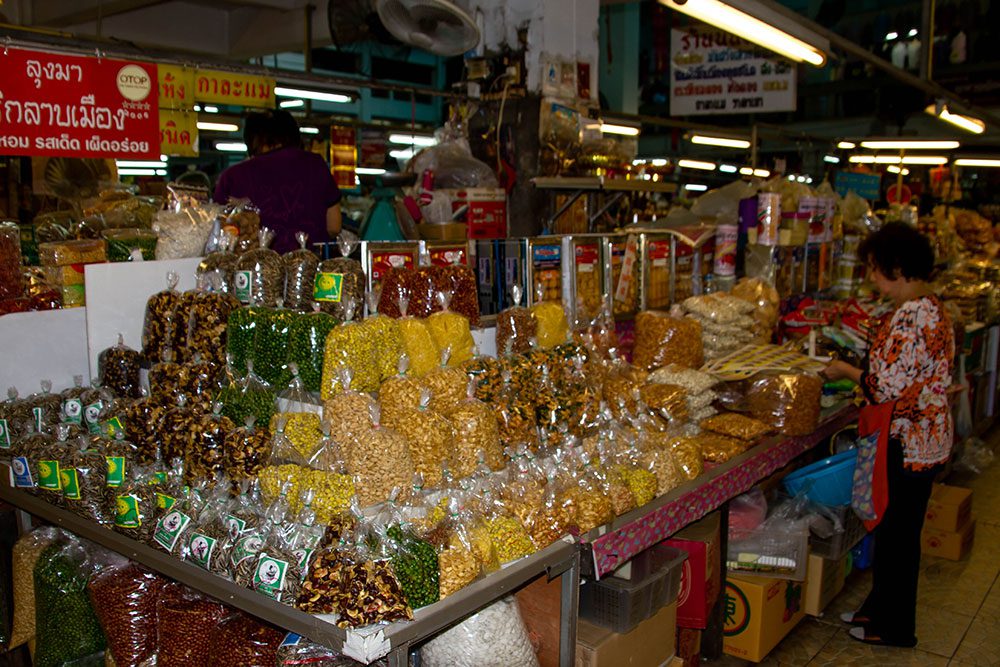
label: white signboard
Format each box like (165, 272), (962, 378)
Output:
(670, 28), (797, 115)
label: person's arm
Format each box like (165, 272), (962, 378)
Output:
(326, 204), (342, 237)
(823, 359), (863, 384)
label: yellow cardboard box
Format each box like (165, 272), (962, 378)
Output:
(576, 601), (677, 667)
(925, 484), (973, 533)
(723, 574), (807, 662)
(803, 552), (848, 616)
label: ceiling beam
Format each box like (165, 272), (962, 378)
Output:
(32, 0), (170, 27)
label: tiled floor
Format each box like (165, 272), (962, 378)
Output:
(706, 429), (1000, 666)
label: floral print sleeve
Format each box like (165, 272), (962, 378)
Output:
(861, 296), (954, 470)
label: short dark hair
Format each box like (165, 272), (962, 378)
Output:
(243, 112), (271, 157)
(242, 110), (302, 156)
(859, 221), (935, 281)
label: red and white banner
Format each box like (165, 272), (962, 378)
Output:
(0, 47), (159, 159)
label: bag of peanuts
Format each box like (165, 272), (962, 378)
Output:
(746, 372), (823, 436)
(320, 298), (381, 396)
(315, 232), (366, 321)
(632, 309), (704, 371)
(287, 306), (339, 394)
(342, 404), (415, 507)
(208, 612), (286, 667)
(445, 380), (504, 478)
(322, 367), (377, 444)
(142, 271), (184, 364)
(88, 562), (166, 667)
(10, 527), (63, 650)
(426, 291), (475, 366)
(283, 231), (320, 312)
(391, 388), (454, 488)
(235, 228), (285, 307)
(422, 349), (469, 414)
(380, 355), (424, 430)
(156, 582), (229, 667)
(496, 284), (537, 356)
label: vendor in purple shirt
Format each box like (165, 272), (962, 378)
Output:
(214, 110), (342, 254)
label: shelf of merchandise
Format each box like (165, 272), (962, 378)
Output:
(581, 402), (859, 578)
(531, 176), (678, 233)
(0, 481), (580, 667)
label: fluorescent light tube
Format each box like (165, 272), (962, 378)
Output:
(116, 160), (167, 168)
(925, 105), (986, 135)
(690, 134), (751, 149)
(300, 127), (320, 135)
(197, 122), (239, 132)
(678, 159), (716, 171)
(600, 123), (641, 136)
(719, 164), (738, 173)
(388, 134), (437, 147)
(117, 168), (157, 176)
(860, 140), (960, 150)
(275, 86), (352, 104)
(753, 168), (770, 178)
(279, 99), (305, 108)
(739, 167), (754, 176)
(685, 184), (709, 192)
(823, 155), (840, 164)
(356, 167), (387, 175)
(837, 141), (856, 149)
(954, 158), (1000, 167)
(215, 142), (248, 152)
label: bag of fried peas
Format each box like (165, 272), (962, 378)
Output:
(392, 388), (454, 488)
(422, 348), (469, 414)
(218, 359), (276, 428)
(364, 291), (404, 383)
(33, 536), (108, 667)
(320, 297), (380, 397)
(287, 304), (339, 394)
(250, 303), (296, 388)
(426, 290), (475, 366)
(315, 231), (366, 321)
(394, 294), (439, 378)
(283, 231), (320, 311)
(225, 306), (266, 378)
(299, 427), (356, 525)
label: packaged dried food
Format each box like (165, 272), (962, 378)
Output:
(602, 364), (648, 420)
(0, 221), (24, 300)
(396, 307), (440, 378)
(484, 507), (535, 564)
(113, 468), (160, 542)
(422, 353), (469, 414)
(429, 263), (480, 325)
(364, 300), (403, 382)
(208, 612), (284, 665)
(38, 238), (107, 266)
(322, 369), (377, 447)
(196, 231), (239, 295)
(640, 443), (682, 496)
(224, 306), (262, 378)
(343, 405), (414, 507)
(156, 583), (228, 667)
(639, 383), (690, 424)
(250, 306), (296, 388)
(731, 277), (780, 344)
(314, 232), (366, 320)
(648, 364), (718, 394)
(392, 389), (454, 487)
(11, 527), (62, 650)
(283, 232), (320, 311)
(320, 300), (381, 396)
(333, 549), (413, 628)
(148, 348), (185, 406)
(426, 292), (475, 366)
(97, 334), (142, 399)
(234, 228), (285, 307)
(387, 523), (439, 609)
(530, 300), (569, 349)
(287, 306), (339, 394)
(446, 382), (504, 478)
(272, 411), (322, 460)
(218, 360), (276, 428)
(379, 356), (424, 430)
(157, 394), (199, 463)
(747, 373), (823, 436)
(700, 412), (772, 441)
(668, 437), (704, 480)
(180, 354), (222, 412)
(33, 539), (107, 667)
(87, 562), (166, 667)
(632, 310), (704, 371)
(186, 289), (240, 370)
(379, 267), (436, 319)
(60, 438), (112, 525)
(142, 272), (184, 365)
(219, 198), (262, 253)
(421, 596), (538, 667)
(277, 634), (383, 667)
(187, 406), (234, 483)
(493, 373), (540, 453)
(153, 204), (220, 260)
(463, 353), (504, 403)
(102, 228), (157, 262)
(694, 432), (748, 463)
(223, 416), (272, 482)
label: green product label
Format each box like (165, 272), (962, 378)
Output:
(84, 401), (104, 432)
(156, 492), (176, 510)
(106, 456), (125, 488)
(188, 532), (217, 570)
(153, 510), (192, 551)
(153, 471), (167, 484)
(234, 270), (252, 303)
(32, 407), (43, 432)
(0, 419), (10, 449)
(60, 468), (81, 500)
(62, 398), (83, 425)
(115, 494), (141, 528)
(231, 533), (264, 569)
(253, 554), (290, 599)
(99, 416), (124, 437)
(293, 547), (314, 576)
(313, 272), (344, 303)
(37, 460), (60, 491)
(225, 514), (247, 540)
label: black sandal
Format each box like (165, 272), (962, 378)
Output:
(848, 627), (917, 648)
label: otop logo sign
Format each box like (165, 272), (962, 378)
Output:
(117, 64), (152, 101)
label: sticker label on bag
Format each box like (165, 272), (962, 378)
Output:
(84, 401), (104, 433)
(153, 510), (192, 551)
(37, 460), (60, 490)
(32, 407), (44, 432)
(234, 270), (252, 303)
(0, 419), (10, 449)
(188, 532), (217, 569)
(105, 456), (125, 487)
(293, 547), (314, 575)
(226, 514), (247, 540)
(156, 492), (176, 511)
(60, 468), (81, 499)
(99, 416), (124, 437)
(280, 633), (303, 647)
(11, 457), (33, 487)
(253, 554), (289, 599)
(231, 533), (264, 569)
(313, 272), (344, 302)
(115, 494), (142, 528)
(62, 398), (83, 424)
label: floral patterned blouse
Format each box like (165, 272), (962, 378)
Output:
(861, 295), (954, 470)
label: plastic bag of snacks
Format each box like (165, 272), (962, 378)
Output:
(10, 527), (62, 650)
(196, 231), (239, 295)
(113, 467), (160, 542)
(379, 356), (424, 430)
(700, 412), (772, 442)
(322, 368), (377, 449)
(392, 388), (454, 487)
(218, 360), (276, 428)
(180, 353), (222, 412)
(207, 612), (285, 666)
(219, 198), (262, 253)
(60, 436), (112, 525)
(152, 205), (220, 260)
(731, 277), (780, 344)
(483, 494), (535, 564)
(693, 432), (748, 464)
(422, 596), (539, 667)
(633, 309), (703, 371)
(496, 284), (537, 356)
(493, 372), (540, 453)
(271, 411), (322, 461)
(423, 350), (469, 414)
(155, 582), (228, 667)
(23, 380), (63, 434)
(667, 437), (704, 481)
(747, 372), (823, 436)
(379, 267), (436, 319)
(436, 510), (483, 598)
(364, 296), (404, 383)
(185, 286), (240, 370)
(250, 306), (296, 388)
(283, 232), (319, 311)
(141, 272), (184, 364)
(446, 380), (504, 478)
(148, 347), (185, 406)
(33, 538), (107, 667)
(87, 562), (166, 667)
(277, 634), (386, 667)
(639, 383), (690, 425)
(97, 334), (142, 399)
(530, 299), (569, 350)
(320, 299), (381, 396)
(186, 405), (234, 483)
(315, 232), (366, 321)
(386, 522), (440, 609)
(235, 228), (285, 307)
(335, 542), (414, 628)
(429, 264), (480, 326)
(426, 291), (475, 366)
(395, 298), (440, 378)
(158, 394), (199, 463)
(287, 306), (339, 394)
(223, 416), (272, 481)
(343, 405), (414, 507)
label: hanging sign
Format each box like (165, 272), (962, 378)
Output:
(0, 47), (159, 159)
(158, 64), (196, 110)
(159, 109), (199, 157)
(886, 183), (913, 205)
(194, 69), (274, 108)
(670, 28), (797, 116)
(835, 171), (882, 201)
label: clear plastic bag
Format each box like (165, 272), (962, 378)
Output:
(426, 292), (475, 366)
(208, 612), (285, 666)
(141, 272), (184, 365)
(87, 562), (166, 667)
(11, 527), (62, 650)
(224, 416), (272, 482)
(234, 228), (285, 307)
(423, 352), (469, 414)
(320, 300), (381, 396)
(155, 582), (228, 667)
(196, 231), (239, 295)
(421, 596), (538, 667)
(632, 310), (704, 371)
(97, 334), (142, 399)
(218, 360), (276, 428)
(283, 232), (320, 312)
(446, 381), (504, 478)
(379, 268), (436, 319)
(700, 412), (772, 441)
(314, 232), (366, 321)
(152, 204), (221, 260)
(396, 307), (440, 378)
(386, 522), (440, 609)
(219, 198), (262, 254)
(379, 356), (424, 430)
(343, 405), (414, 507)
(185, 288), (240, 371)
(530, 300), (569, 350)
(287, 306), (339, 394)
(392, 388), (454, 487)
(747, 372), (823, 436)
(429, 264), (480, 326)
(251, 306), (296, 388)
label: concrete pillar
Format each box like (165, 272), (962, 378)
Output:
(599, 2), (641, 114)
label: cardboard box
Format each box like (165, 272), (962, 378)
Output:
(925, 484), (973, 532)
(723, 574), (807, 662)
(803, 552), (848, 616)
(576, 601), (677, 667)
(446, 188), (508, 239)
(676, 627), (701, 667)
(666, 512), (721, 629)
(922, 517), (976, 561)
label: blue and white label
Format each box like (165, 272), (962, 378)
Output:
(11, 457), (33, 488)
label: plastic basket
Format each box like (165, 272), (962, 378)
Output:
(580, 545), (687, 633)
(809, 504), (868, 560)
(783, 449), (858, 507)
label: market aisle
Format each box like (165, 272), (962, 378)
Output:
(707, 426), (1000, 667)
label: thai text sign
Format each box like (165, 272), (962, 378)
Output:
(158, 64), (196, 110)
(194, 69), (274, 108)
(670, 28), (796, 115)
(159, 109), (198, 157)
(0, 47), (159, 159)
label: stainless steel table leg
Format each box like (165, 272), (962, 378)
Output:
(558, 548), (581, 667)
(387, 644), (409, 667)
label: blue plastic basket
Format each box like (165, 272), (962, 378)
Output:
(783, 449), (859, 506)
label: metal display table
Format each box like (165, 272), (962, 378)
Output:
(532, 176), (678, 233)
(0, 483), (580, 667)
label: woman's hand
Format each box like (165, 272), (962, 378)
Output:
(823, 359), (862, 384)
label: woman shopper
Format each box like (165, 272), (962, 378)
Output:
(823, 222), (954, 647)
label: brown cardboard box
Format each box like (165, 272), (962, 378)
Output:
(666, 512), (721, 629)
(803, 553), (848, 616)
(922, 517), (976, 560)
(723, 574), (807, 662)
(576, 601), (677, 667)
(925, 484), (973, 532)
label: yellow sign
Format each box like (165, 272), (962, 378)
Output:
(158, 64), (196, 110)
(159, 109), (199, 157)
(194, 69), (275, 108)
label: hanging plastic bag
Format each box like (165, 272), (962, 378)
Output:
(97, 334), (142, 399)
(380, 355), (424, 430)
(392, 388), (454, 487)
(343, 404), (415, 507)
(283, 232), (320, 311)
(320, 298), (381, 396)
(234, 228), (285, 307)
(446, 380), (504, 478)
(314, 232), (366, 321)
(218, 360), (276, 428)
(142, 272), (184, 364)
(186, 281), (240, 371)
(196, 230), (240, 295)
(496, 284), (537, 356)
(287, 305), (339, 394)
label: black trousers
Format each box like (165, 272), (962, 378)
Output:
(857, 439), (937, 642)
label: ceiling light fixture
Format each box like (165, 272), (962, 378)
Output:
(719, 164), (738, 173)
(203, 105), (219, 113)
(887, 165), (911, 175)
(902, 155), (949, 165)
(753, 168), (771, 178)
(279, 99), (305, 109)
(689, 134), (751, 149)
(215, 142), (248, 152)
(860, 139), (960, 150)
(116, 160), (167, 168)
(823, 155), (840, 164)
(907, 28), (918, 37)
(925, 104), (986, 135)
(886, 31), (899, 41)
(300, 127), (320, 135)
(678, 159), (716, 171)
(954, 158), (1000, 168)
(685, 184), (709, 192)
(117, 168), (158, 176)
(659, 0), (828, 66)
(739, 167), (754, 176)
(197, 122), (239, 132)
(356, 167), (388, 175)
(388, 133), (438, 147)
(390, 148), (415, 160)
(275, 86), (352, 104)
(600, 122), (641, 136)
(651, 158), (669, 167)
(837, 141), (856, 149)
